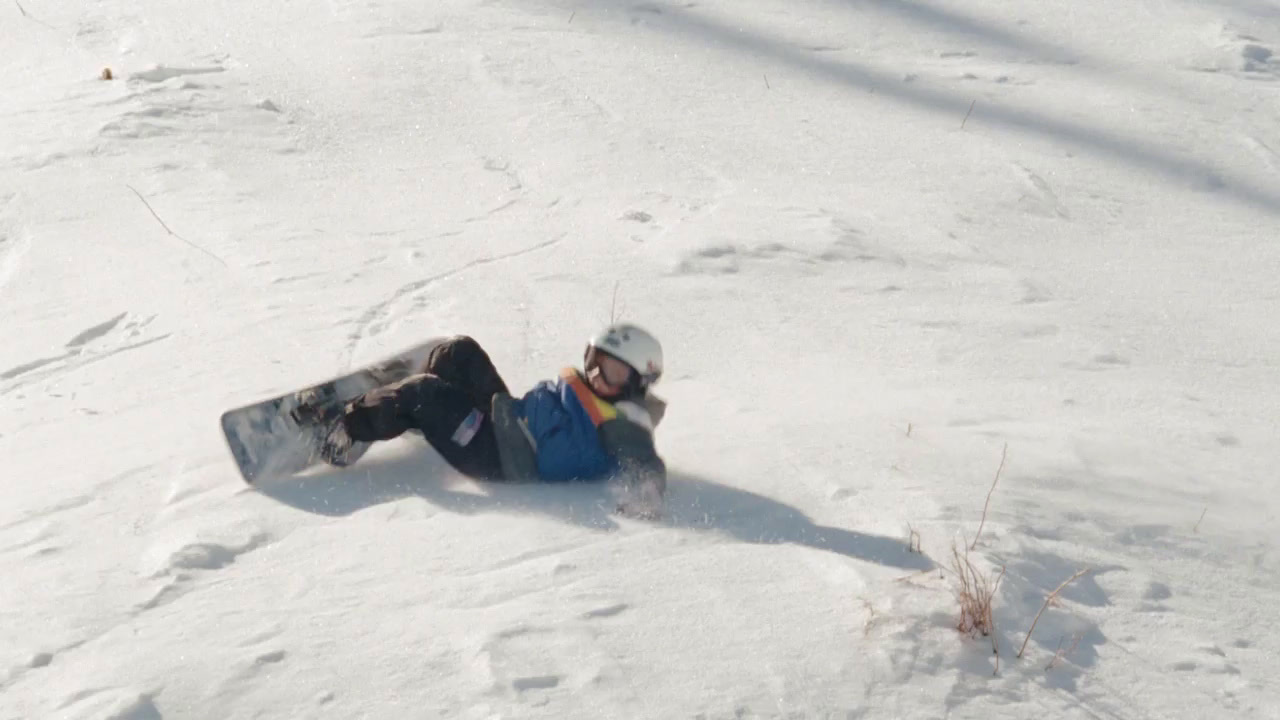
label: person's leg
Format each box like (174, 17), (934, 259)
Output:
(422, 335), (510, 410)
(339, 373), (504, 481)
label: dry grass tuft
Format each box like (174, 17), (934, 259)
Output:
(948, 540), (1005, 674)
(950, 541), (1005, 638)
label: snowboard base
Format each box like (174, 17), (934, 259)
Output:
(220, 338), (446, 484)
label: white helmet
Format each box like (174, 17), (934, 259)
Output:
(585, 323), (664, 392)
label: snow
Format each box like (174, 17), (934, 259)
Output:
(2, 0), (1278, 717)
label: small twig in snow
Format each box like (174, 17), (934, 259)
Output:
(1045, 632), (1083, 671)
(126, 185), (227, 267)
(893, 567), (935, 584)
(961, 99), (976, 129)
(15, 0), (57, 30)
(764, 73), (770, 89)
(861, 598), (876, 636)
(990, 604), (1001, 675)
(609, 279), (622, 323)
(1194, 507), (1207, 533)
(1018, 568), (1089, 658)
(971, 442), (1007, 550)
(906, 422), (913, 437)
(568, 10), (575, 23)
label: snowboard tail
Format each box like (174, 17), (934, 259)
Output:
(219, 339), (446, 484)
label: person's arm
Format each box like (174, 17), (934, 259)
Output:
(599, 399), (667, 517)
(644, 393), (667, 428)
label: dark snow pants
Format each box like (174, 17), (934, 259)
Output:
(340, 335), (509, 481)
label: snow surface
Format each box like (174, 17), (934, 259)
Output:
(3, 0), (1279, 717)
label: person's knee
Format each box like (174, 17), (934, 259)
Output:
(446, 335), (482, 354)
(435, 335), (484, 360)
(423, 335), (478, 373)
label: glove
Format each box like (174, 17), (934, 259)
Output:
(613, 465), (665, 520)
(318, 416), (355, 466)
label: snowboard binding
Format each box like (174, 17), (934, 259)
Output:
(288, 386), (342, 426)
(287, 386), (366, 468)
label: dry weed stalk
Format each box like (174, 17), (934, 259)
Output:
(1018, 568), (1090, 658)
(970, 442), (1007, 550)
(950, 541), (1005, 638)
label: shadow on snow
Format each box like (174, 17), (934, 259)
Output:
(252, 441), (935, 572)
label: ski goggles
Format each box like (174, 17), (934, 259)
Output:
(585, 347), (637, 389)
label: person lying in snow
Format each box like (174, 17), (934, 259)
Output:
(309, 323), (669, 517)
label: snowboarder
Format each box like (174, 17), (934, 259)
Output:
(311, 323), (669, 516)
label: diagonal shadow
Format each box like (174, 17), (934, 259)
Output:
(661, 470), (936, 571)
(832, 0), (1212, 104)
(549, 1), (1280, 215)
(1192, 0), (1280, 19)
(251, 443), (935, 571)
(838, 0), (1280, 104)
(837, 0), (1079, 65)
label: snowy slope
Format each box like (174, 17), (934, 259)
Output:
(2, 0), (1278, 717)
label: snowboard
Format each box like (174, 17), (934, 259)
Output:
(219, 338), (446, 484)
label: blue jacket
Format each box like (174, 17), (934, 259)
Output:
(511, 367), (662, 484)
(511, 368), (619, 482)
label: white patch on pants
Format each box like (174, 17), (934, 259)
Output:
(451, 408), (484, 446)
